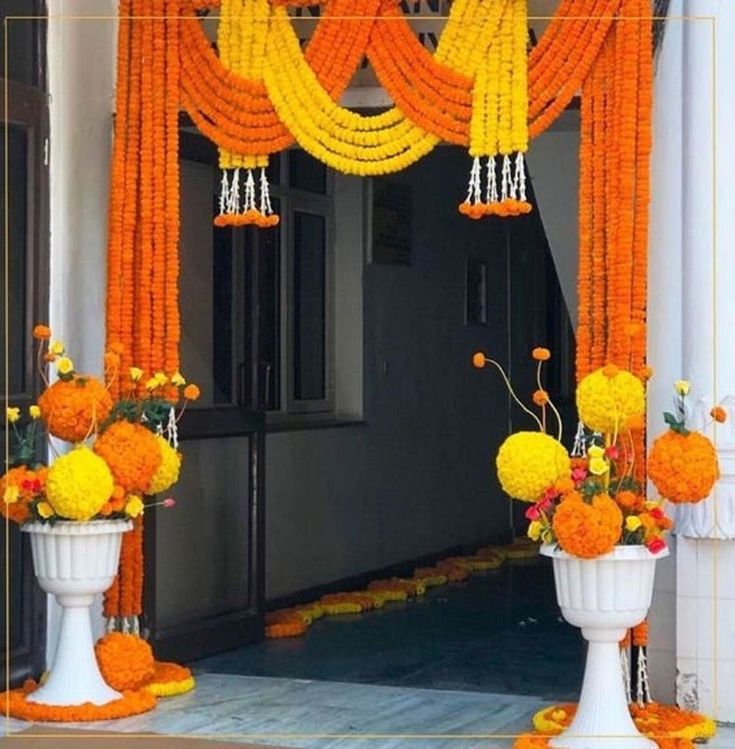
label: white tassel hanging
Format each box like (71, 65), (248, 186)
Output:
(636, 648), (652, 706)
(515, 152), (527, 202)
(485, 156), (498, 204)
(571, 421), (588, 457)
(620, 645), (632, 705)
(226, 168), (241, 214)
(166, 405), (179, 449)
(242, 168), (256, 213)
(465, 156), (482, 205)
(259, 168), (274, 216)
(500, 154), (512, 201)
(218, 169), (229, 215)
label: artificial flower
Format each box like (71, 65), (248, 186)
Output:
(38, 375), (113, 443)
(527, 520), (542, 541)
(29, 405), (41, 420)
(46, 447), (114, 520)
(148, 436), (181, 494)
(532, 347), (551, 361)
(533, 389), (549, 406)
(576, 367), (645, 434)
(6, 407), (20, 423)
(674, 380), (691, 396)
(525, 505), (540, 521)
(588, 457), (609, 476)
(94, 421), (162, 492)
(49, 340), (65, 355)
(56, 357), (75, 376)
(145, 377), (159, 391)
(36, 502), (55, 519)
(183, 384), (201, 401)
(711, 406), (727, 423)
(129, 367), (144, 382)
(153, 372), (169, 386)
(170, 371), (186, 386)
(32, 324), (51, 340)
(125, 495), (145, 518)
(4, 485), (20, 504)
(553, 493), (622, 558)
(646, 537), (667, 554)
(496, 431), (571, 502)
(625, 515), (642, 532)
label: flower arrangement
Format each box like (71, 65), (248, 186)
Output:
(2, 325), (199, 526)
(473, 349), (722, 559)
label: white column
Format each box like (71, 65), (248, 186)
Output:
(672, 0), (735, 721)
(46, 0), (118, 669)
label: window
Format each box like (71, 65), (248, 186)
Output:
(178, 130), (361, 427)
(258, 150), (335, 418)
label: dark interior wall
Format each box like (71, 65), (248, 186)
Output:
(265, 146), (571, 599)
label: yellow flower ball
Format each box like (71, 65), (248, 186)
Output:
(576, 367), (645, 434)
(496, 431), (571, 502)
(46, 447), (114, 520)
(148, 436), (182, 494)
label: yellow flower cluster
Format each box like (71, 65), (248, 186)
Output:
(46, 447), (114, 521)
(576, 366), (645, 434)
(148, 436), (182, 495)
(496, 431), (571, 502)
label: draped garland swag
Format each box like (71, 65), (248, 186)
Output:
(104, 0), (653, 644)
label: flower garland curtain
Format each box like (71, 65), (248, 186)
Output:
(103, 0), (653, 631)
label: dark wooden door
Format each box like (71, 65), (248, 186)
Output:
(1, 0), (49, 686)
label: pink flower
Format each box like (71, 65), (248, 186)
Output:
(537, 496), (554, 513)
(163, 497), (176, 509)
(525, 505), (541, 521)
(542, 487), (559, 502)
(605, 445), (620, 460)
(572, 467), (587, 483)
(647, 537), (667, 555)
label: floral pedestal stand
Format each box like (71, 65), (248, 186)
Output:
(541, 544), (668, 749)
(22, 520), (132, 706)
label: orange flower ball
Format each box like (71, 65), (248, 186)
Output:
(94, 421), (162, 493)
(37, 376), (113, 443)
(95, 633), (155, 691)
(648, 430), (720, 504)
(552, 493), (622, 559)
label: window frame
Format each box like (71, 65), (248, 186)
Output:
(271, 155), (336, 419)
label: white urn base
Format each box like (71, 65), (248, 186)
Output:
(22, 520), (132, 706)
(541, 544), (667, 749)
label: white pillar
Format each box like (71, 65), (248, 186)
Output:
(672, 0), (735, 721)
(46, 0), (118, 669)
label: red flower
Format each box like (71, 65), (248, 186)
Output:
(537, 496), (554, 513)
(647, 537), (667, 554)
(605, 445), (620, 460)
(649, 507), (664, 521)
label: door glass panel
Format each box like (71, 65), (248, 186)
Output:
(293, 211), (326, 401)
(0, 125), (28, 397)
(289, 149), (327, 194)
(179, 158), (236, 407)
(154, 436), (251, 628)
(0, 1), (39, 85)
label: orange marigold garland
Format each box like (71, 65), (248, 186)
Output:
(1, 680), (156, 722)
(95, 632), (156, 691)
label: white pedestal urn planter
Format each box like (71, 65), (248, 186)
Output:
(541, 544), (668, 749)
(21, 519), (133, 706)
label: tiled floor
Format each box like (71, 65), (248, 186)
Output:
(5, 674), (735, 747)
(194, 560), (585, 702)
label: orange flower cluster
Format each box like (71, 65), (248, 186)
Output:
(648, 430), (720, 504)
(632, 620), (648, 647)
(459, 199), (533, 219)
(552, 493), (622, 558)
(95, 632), (156, 690)
(1, 679), (156, 722)
(93, 421), (162, 493)
(0, 466), (46, 524)
(37, 376), (113, 443)
(214, 210), (280, 228)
